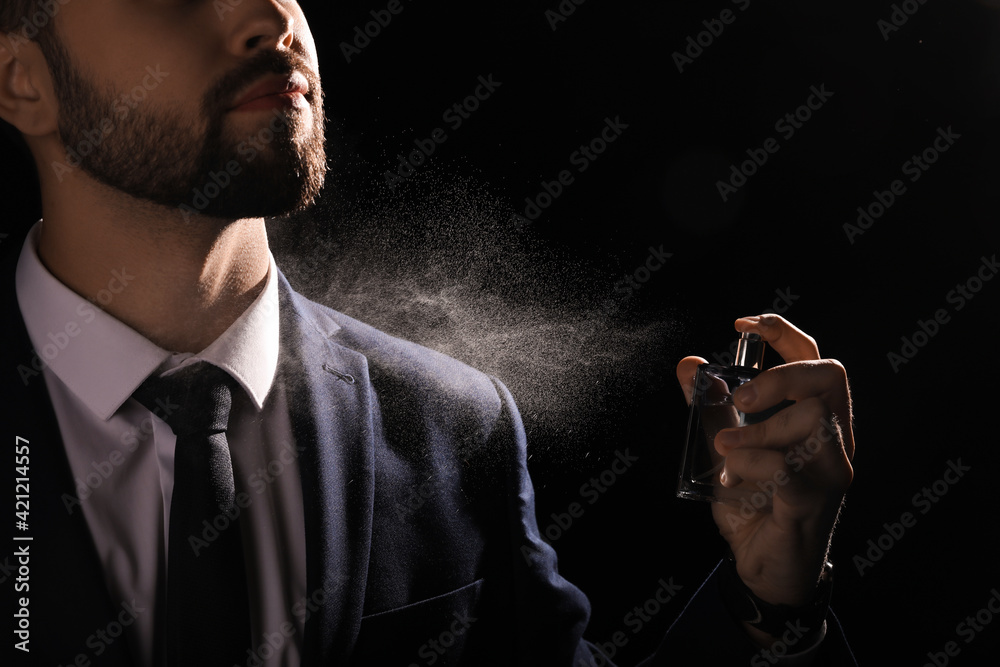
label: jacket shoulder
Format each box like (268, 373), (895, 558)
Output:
(289, 289), (509, 433)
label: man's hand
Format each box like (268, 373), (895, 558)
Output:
(676, 314), (855, 642)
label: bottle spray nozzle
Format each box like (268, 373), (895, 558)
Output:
(733, 332), (765, 371)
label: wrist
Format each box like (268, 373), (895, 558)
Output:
(718, 557), (833, 643)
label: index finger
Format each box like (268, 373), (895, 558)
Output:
(735, 314), (820, 363)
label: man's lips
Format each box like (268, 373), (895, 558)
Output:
(229, 72), (310, 112)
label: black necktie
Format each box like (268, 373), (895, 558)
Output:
(133, 362), (252, 665)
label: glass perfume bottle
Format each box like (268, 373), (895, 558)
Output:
(677, 331), (776, 504)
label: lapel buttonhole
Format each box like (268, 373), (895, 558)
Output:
(322, 363), (356, 385)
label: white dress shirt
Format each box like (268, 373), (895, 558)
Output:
(15, 220), (307, 667)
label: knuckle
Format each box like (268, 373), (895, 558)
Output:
(800, 396), (830, 422)
(773, 405), (795, 432)
(759, 313), (787, 327)
(818, 357), (848, 382)
(735, 422), (760, 446)
(744, 448), (767, 470)
(839, 460), (855, 488)
(825, 357), (847, 374)
(825, 458), (854, 495)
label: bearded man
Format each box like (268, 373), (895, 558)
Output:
(0, 2), (856, 665)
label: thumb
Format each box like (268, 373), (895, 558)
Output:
(676, 356), (707, 406)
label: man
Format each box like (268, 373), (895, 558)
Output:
(0, 1), (857, 665)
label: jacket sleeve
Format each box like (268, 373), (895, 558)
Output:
(640, 561), (858, 666)
(490, 376), (857, 666)
(489, 375), (601, 666)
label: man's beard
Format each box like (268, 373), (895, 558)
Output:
(44, 37), (327, 220)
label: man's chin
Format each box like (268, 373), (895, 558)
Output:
(173, 148), (326, 221)
(183, 189), (323, 222)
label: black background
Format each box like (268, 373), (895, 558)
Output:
(3, 1), (999, 664)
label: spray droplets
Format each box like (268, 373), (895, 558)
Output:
(271, 165), (684, 459)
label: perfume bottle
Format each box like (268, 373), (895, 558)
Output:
(677, 331), (779, 504)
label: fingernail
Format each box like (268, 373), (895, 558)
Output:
(717, 429), (741, 448)
(735, 383), (757, 407)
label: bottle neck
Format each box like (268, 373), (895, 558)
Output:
(733, 332), (765, 371)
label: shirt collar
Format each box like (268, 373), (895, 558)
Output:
(15, 220), (280, 420)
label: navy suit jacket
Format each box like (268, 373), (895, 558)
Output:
(1, 228), (857, 666)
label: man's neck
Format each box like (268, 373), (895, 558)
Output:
(36, 179), (270, 354)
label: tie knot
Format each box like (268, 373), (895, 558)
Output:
(133, 363), (237, 436)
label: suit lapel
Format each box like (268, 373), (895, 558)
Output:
(276, 274), (375, 665)
(2, 234), (135, 665)
(3, 233), (376, 665)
